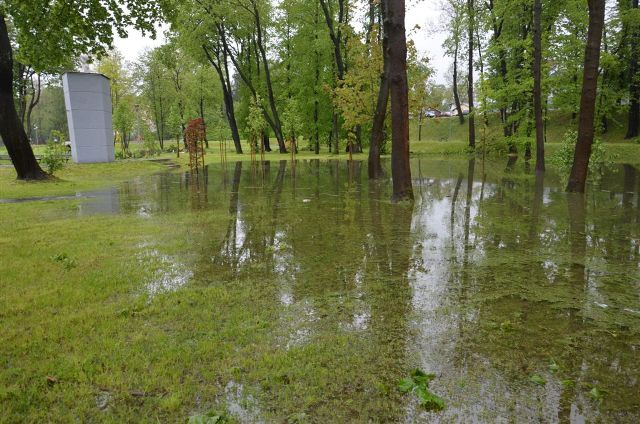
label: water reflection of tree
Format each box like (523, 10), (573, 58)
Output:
(184, 161), (416, 420)
(456, 168), (640, 420)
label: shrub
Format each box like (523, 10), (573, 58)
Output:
(142, 127), (161, 156)
(41, 141), (68, 175)
(550, 129), (609, 183)
(115, 150), (132, 160)
(477, 135), (510, 156)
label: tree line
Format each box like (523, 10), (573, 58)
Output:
(0, 0), (638, 197)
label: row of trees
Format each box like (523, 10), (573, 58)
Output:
(443, 0), (639, 191)
(2, 0), (639, 196)
(0, 0), (419, 198)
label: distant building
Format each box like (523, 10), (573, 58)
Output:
(450, 103), (470, 115)
(426, 108), (442, 118)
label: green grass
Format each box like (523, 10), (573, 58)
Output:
(2, 111), (640, 200)
(0, 190), (409, 422)
(411, 110), (640, 144)
(1, 157), (639, 421)
(0, 160), (167, 199)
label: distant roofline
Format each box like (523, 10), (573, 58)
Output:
(62, 71), (110, 81)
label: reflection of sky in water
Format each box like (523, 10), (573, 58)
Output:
(136, 243), (192, 299)
(7, 159), (639, 421)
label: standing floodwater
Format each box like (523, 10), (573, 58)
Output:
(2, 159), (639, 422)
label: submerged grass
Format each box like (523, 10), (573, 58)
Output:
(1, 153), (639, 421)
(2, 135), (639, 201)
(0, 192), (409, 422)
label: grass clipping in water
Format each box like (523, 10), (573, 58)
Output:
(398, 369), (445, 411)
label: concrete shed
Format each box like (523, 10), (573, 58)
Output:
(62, 72), (114, 163)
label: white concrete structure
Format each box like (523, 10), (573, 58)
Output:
(62, 72), (114, 163)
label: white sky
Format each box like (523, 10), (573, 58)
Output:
(114, 0), (450, 84)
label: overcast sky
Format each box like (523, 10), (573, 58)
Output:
(113, 0), (450, 84)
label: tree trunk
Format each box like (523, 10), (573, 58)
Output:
(26, 73), (41, 141)
(369, 0), (389, 180)
(319, 0), (346, 80)
(452, 42), (465, 124)
(369, 75), (388, 179)
(369, 73), (389, 179)
(203, 43), (243, 154)
(354, 125), (363, 153)
(387, 0), (413, 201)
(320, 0), (346, 155)
(262, 133), (272, 152)
(314, 1), (321, 155)
(467, 0), (476, 148)
(533, 0), (545, 171)
(626, 0), (639, 139)
(254, 2), (286, 153)
(332, 112), (339, 154)
(0, 15), (47, 180)
(199, 96), (209, 149)
(314, 100), (320, 154)
(567, 0), (605, 193)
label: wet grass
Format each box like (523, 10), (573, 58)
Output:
(0, 160), (167, 199)
(1, 159), (639, 421)
(2, 136), (639, 201)
(0, 180), (409, 422)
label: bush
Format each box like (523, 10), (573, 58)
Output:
(142, 127), (161, 156)
(49, 130), (66, 144)
(477, 135), (510, 156)
(41, 141), (68, 175)
(115, 150), (132, 160)
(550, 129), (609, 183)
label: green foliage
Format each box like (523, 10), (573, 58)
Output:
(549, 129), (608, 182)
(51, 253), (76, 271)
(32, 86), (69, 142)
(529, 374), (546, 386)
(113, 97), (135, 151)
(48, 130), (66, 144)
(4, 1), (163, 73)
(282, 99), (304, 142)
(333, 26), (383, 137)
(398, 369), (445, 411)
(246, 96), (268, 151)
(188, 412), (230, 423)
(115, 150), (132, 160)
(41, 140), (67, 175)
(142, 131), (160, 156)
(588, 386), (606, 402)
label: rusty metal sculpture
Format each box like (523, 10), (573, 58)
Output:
(184, 118), (206, 173)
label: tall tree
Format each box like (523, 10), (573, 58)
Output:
(467, 0), (476, 148)
(567, 0), (606, 192)
(0, 1), (162, 179)
(624, 0), (640, 139)
(444, 0), (466, 124)
(201, 25), (243, 153)
(319, 0), (348, 153)
(369, 0), (388, 179)
(532, 0), (544, 171)
(139, 48), (171, 150)
(0, 15), (46, 179)
(386, 0), (413, 200)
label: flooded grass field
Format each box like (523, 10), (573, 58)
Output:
(1, 158), (639, 422)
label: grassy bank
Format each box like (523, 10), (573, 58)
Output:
(2, 131), (639, 200)
(0, 160), (168, 199)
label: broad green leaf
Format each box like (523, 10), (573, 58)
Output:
(398, 378), (415, 393)
(530, 374), (546, 386)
